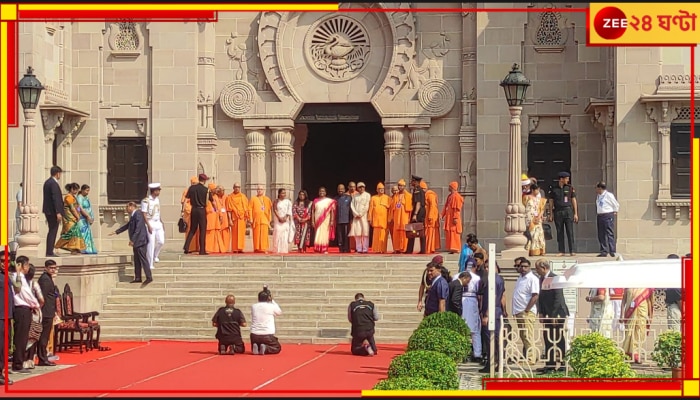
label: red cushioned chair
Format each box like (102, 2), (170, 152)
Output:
(54, 292), (91, 354)
(62, 283), (106, 351)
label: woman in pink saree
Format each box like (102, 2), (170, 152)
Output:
(312, 187), (337, 254)
(620, 287), (654, 363)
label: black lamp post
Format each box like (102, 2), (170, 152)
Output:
(500, 63), (530, 253)
(18, 66), (44, 110)
(16, 66), (44, 252)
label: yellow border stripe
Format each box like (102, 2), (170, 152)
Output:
(1, 22), (8, 246)
(361, 390), (682, 397)
(18, 4), (339, 11)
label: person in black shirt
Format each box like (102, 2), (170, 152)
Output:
(546, 171), (578, 256)
(212, 295), (247, 355)
(405, 175), (426, 254)
(36, 260), (59, 366)
(183, 173), (211, 255)
(448, 272), (472, 316)
(335, 184), (353, 253)
(348, 293), (379, 356)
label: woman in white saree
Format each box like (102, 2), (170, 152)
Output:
(271, 189), (295, 254)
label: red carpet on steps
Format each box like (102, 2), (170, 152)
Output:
(5, 341), (405, 397)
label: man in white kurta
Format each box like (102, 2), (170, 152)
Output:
(349, 182), (371, 253)
(455, 262), (482, 361)
(142, 183), (165, 270)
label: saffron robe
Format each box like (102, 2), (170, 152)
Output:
(250, 195), (272, 252)
(389, 191), (413, 252)
(368, 194), (391, 253)
(225, 192), (250, 252)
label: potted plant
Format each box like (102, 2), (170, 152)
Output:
(651, 331), (682, 378)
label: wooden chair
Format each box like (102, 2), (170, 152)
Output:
(54, 293), (91, 353)
(62, 283), (102, 350)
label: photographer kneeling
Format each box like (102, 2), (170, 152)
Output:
(250, 286), (283, 355)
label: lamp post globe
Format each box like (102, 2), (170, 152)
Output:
(499, 63), (530, 107)
(18, 66), (44, 110)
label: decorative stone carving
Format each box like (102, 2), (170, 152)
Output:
(673, 106), (700, 121)
(257, 12), (295, 101)
(44, 85), (69, 105)
(107, 21), (144, 58)
(373, 5), (418, 100)
(657, 74), (700, 93)
(528, 115), (540, 133)
(226, 33), (252, 81)
(531, 6), (568, 53)
(61, 116), (86, 139)
(305, 15), (371, 82)
(198, 57), (215, 66)
(219, 81), (256, 118)
(559, 116), (570, 133)
(407, 32), (450, 90)
(417, 79), (456, 117)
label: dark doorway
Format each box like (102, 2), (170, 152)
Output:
(527, 134), (572, 190)
(107, 137), (149, 203)
(302, 122), (385, 195)
(670, 123), (692, 198)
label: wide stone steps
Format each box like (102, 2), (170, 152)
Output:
(102, 302), (419, 314)
(111, 281), (419, 290)
(96, 310), (421, 321)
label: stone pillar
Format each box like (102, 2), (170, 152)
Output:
(58, 137), (73, 184)
(41, 110), (63, 177)
(407, 125), (430, 182)
(460, 3), (478, 235)
(196, 22), (217, 179)
(502, 106), (528, 254)
(383, 126), (407, 187)
(657, 121), (672, 200)
(270, 126), (295, 195)
(293, 124), (308, 191)
(245, 127), (267, 197)
(603, 106), (615, 190)
(17, 109), (42, 253)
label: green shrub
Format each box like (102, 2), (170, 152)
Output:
(652, 330), (682, 368)
(407, 327), (471, 363)
(417, 311), (470, 340)
(566, 332), (636, 378)
(388, 350), (459, 390)
(373, 376), (436, 391)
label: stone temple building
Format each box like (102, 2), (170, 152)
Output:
(7, 3), (693, 256)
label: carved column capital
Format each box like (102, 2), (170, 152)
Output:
(106, 119), (118, 136)
(245, 128), (266, 153)
(408, 125), (430, 150)
(41, 110), (64, 135)
(270, 127), (294, 151)
(383, 126), (406, 152)
(61, 115), (86, 141)
(658, 121), (671, 136)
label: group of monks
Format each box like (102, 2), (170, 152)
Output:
(179, 175), (466, 255)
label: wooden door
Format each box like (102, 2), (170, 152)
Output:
(527, 134), (572, 190)
(670, 124), (691, 198)
(107, 137), (149, 203)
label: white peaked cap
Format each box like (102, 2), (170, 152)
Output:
(148, 183), (161, 189)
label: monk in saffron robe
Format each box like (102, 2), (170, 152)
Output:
(250, 185), (272, 253)
(206, 183), (226, 253)
(181, 176), (199, 253)
(215, 186), (230, 253)
(226, 183), (249, 253)
(368, 183), (391, 253)
(441, 181), (464, 254)
(422, 181), (441, 254)
(389, 179), (412, 253)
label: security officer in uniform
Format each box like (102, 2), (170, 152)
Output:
(142, 183), (165, 269)
(348, 293), (379, 356)
(546, 171), (578, 256)
(405, 175), (426, 254)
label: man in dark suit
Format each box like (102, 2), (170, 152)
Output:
(42, 166), (64, 257)
(535, 258), (569, 373)
(0, 249), (16, 385)
(405, 175), (426, 254)
(36, 259), (59, 366)
(110, 202), (153, 284)
(448, 272), (471, 316)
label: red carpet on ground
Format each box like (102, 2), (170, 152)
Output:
(4, 341), (405, 397)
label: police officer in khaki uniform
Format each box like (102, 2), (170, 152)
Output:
(546, 172), (578, 256)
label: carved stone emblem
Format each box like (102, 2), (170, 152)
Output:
(220, 81), (256, 118)
(304, 16), (370, 82)
(418, 79), (456, 117)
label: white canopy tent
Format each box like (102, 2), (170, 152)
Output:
(541, 258), (683, 289)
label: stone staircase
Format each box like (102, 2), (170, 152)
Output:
(99, 254), (438, 344)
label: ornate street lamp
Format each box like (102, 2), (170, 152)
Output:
(500, 64), (530, 253)
(16, 67), (44, 253)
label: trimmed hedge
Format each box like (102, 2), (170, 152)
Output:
(387, 350), (459, 390)
(567, 332), (636, 378)
(417, 311), (470, 341)
(407, 327), (471, 363)
(373, 376), (436, 390)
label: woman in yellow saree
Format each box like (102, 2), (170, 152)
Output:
(54, 182), (87, 254)
(620, 287), (654, 363)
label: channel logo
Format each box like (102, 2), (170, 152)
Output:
(593, 6), (629, 40)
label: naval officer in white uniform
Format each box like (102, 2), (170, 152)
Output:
(142, 183), (165, 269)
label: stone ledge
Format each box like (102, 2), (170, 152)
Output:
(35, 252), (132, 266)
(655, 199), (691, 220)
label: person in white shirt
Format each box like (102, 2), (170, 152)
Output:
(511, 258), (540, 365)
(250, 286), (283, 355)
(142, 183), (165, 269)
(454, 252), (483, 362)
(595, 182), (620, 257)
(10, 256), (41, 373)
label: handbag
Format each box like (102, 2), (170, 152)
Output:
(543, 223), (553, 240)
(404, 222), (425, 239)
(177, 217), (188, 233)
(27, 309), (43, 348)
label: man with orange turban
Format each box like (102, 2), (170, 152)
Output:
(421, 181), (441, 254)
(181, 176), (199, 253)
(250, 185), (272, 253)
(368, 182), (391, 253)
(441, 181), (464, 253)
(226, 183), (249, 253)
(389, 179), (412, 253)
(206, 183), (226, 253)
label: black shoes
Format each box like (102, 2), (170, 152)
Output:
(143, 278), (153, 285)
(37, 361), (56, 367)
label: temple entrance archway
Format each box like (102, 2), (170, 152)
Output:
(297, 103), (384, 196)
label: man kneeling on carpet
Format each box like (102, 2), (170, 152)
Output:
(250, 285), (283, 355)
(348, 293), (379, 356)
(212, 295), (247, 355)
